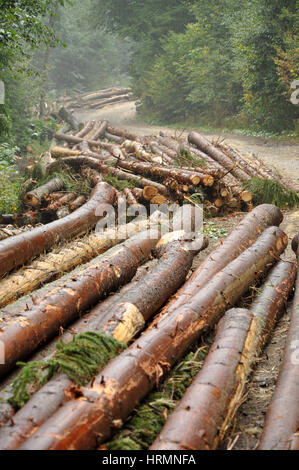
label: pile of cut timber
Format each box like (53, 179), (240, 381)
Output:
(39, 115), (297, 217)
(0, 109), (297, 451)
(56, 87), (133, 113)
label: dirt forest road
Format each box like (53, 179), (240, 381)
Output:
(75, 101), (299, 450)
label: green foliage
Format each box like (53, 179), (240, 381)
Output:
(99, 0), (298, 133)
(102, 173), (135, 191)
(9, 331), (126, 409)
(203, 222), (229, 239)
(0, 162), (24, 214)
(243, 177), (299, 208)
(107, 347), (208, 450)
(31, 165), (93, 197)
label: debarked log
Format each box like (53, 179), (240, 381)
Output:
(151, 260), (296, 450)
(17, 226), (287, 450)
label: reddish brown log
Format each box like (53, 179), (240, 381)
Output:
(91, 121), (108, 141)
(151, 260), (296, 450)
(188, 132), (250, 182)
(16, 226), (287, 450)
(0, 230), (207, 449)
(75, 121), (93, 138)
(81, 167), (102, 185)
(157, 204), (283, 316)
(0, 182), (116, 278)
(258, 235), (299, 450)
(0, 232), (158, 377)
(24, 178), (65, 207)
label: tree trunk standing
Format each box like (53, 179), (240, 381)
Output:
(151, 260), (296, 450)
(16, 227), (287, 450)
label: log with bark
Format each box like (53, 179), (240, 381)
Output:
(80, 88), (132, 102)
(0, 231), (159, 377)
(0, 182), (116, 278)
(258, 234), (299, 450)
(23, 178), (65, 207)
(15, 226), (287, 450)
(117, 160), (214, 187)
(151, 259), (296, 450)
(0, 233), (209, 450)
(58, 107), (79, 131)
(156, 204), (283, 316)
(0, 212), (166, 309)
(99, 163), (168, 196)
(188, 131), (251, 183)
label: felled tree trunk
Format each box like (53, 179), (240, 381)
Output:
(0, 182), (116, 277)
(0, 232), (158, 377)
(100, 163), (168, 195)
(16, 226), (287, 450)
(69, 196), (86, 212)
(74, 121), (94, 139)
(188, 131), (250, 182)
(0, 224), (194, 449)
(81, 88), (132, 102)
(106, 125), (137, 142)
(258, 234), (299, 450)
(48, 130), (122, 157)
(157, 204), (283, 316)
(47, 193), (75, 212)
(122, 141), (162, 164)
(0, 212), (164, 309)
(51, 147), (82, 158)
(58, 107), (79, 131)
(24, 178), (65, 207)
(117, 160), (213, 187)
(151, 260), (296, 450)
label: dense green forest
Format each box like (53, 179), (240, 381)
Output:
(0, 0), (298, 178)
(96, 0), (298, 132)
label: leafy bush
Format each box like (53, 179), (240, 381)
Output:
(0, 163), (24, 214)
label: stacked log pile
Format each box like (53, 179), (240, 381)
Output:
(0, 107), (298, 451)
